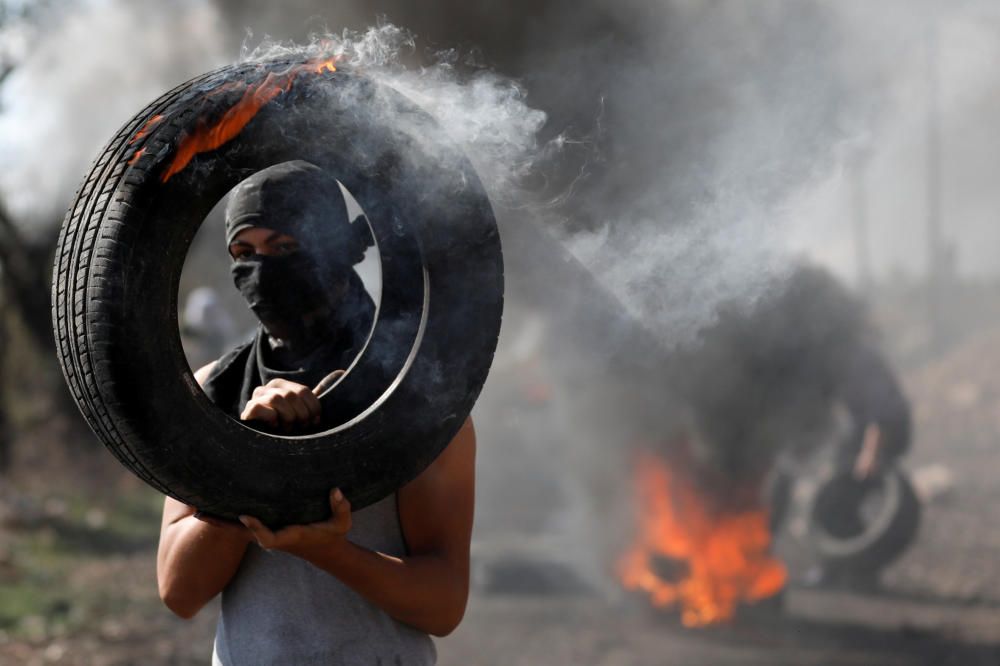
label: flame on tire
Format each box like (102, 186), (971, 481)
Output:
(127, 58), (339, 181)
(617, 451), (786, 627)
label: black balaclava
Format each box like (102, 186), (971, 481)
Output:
(225, 160), (373, 354)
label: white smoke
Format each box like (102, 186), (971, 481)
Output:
(239, 9), (858, 345)
(557, 0), (1000, 342)
(241, 24), (555, 210)
(0, 0), (228, 234)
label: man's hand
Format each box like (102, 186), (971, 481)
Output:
(853, 423), (883, 480)
(240, 377), (322, 428)
(239, 488), (352, 558)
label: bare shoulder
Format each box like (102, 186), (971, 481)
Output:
(416, 417), (476, 484)
(441, 417), (476, 461)
(397, 418), (476, 508)
(193, 361), (219, 387)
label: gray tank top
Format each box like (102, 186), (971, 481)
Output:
(212, 494), (437, 665)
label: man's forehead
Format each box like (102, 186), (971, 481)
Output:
(230, 227), (298, 245)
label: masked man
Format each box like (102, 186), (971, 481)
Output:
(157, 161), (475, 665)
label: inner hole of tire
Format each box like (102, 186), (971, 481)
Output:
(815, 478), (884, 539)
(179, 167), (380, 436)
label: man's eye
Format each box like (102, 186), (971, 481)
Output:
(276, 243), (299, 255)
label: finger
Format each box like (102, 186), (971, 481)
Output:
(265, 378), (295, 390)
(297, 387), (322, 423)
(329, 488), (352, 533)
(270, 525), (307, 549)
(267, 394), (298, 425)
(241, 402), (278, 423)
(862, 424), (880, 449)
(267, 378), (312, 393)
(239, 515), (276, 548)
(281, 389), (312, 423)
(853, 459), (871, 481)
(258, 380), (319, 423)
(313, 369), (346, 396)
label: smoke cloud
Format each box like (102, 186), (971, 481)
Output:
(7, 1), (998, 334)
(0, 0), (228, 234)
(217, 0), (925, 341)
(240, 24), (554, 212)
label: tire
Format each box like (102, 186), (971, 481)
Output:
(51, 57), (504, 527)
(805, 466), (921, 572)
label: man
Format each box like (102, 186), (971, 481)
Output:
(180, 286), (238, 371)
(674, 265), (912, 582)
(157, 161), (475, 665)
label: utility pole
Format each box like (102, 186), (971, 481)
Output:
(925, 25), (947, 354)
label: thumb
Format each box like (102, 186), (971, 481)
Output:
(313, 369), (346, 396)
(328, 488), (352, 528)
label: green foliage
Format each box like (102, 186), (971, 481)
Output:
(0, 486), (164, 639)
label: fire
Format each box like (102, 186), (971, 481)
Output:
(314, 58), (338, 74)
(126, 56), (339, 180)
(129, 114), (163, 145)
(617, 452), (786, 627)
(159, 70), (291, 182)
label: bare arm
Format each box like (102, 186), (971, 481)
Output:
(837, 344), (911, 477)
(241, 418), (477, 636)
(156, 496), (253, 618)
(156, 361), (253, 619)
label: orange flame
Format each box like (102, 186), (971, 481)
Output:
(159, 71), (290, 182)
(314, 58), (338, 74)
(617, 452), (786, 627)
(127, 147), (145, 166)
(129, 114), (164, 145)
(129, 56), (339, 182)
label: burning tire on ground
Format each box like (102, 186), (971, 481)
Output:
(805, 466), (922, 574)
(51, 56), (503, 526)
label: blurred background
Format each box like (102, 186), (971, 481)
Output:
(3, 0), (1000, 664)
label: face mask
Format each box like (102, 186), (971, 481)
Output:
(231, 252), (331, 341)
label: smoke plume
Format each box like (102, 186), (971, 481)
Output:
(0, 0), (228, 234)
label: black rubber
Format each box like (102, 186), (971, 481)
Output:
(51, 58), (504, 527)
(805, 466), (922, 572)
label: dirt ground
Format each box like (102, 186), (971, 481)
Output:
(2, 327), (1000, 665)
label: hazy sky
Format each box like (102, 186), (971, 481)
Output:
(782, 5), (1000, 282)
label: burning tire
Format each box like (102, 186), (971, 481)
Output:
(806, 466), (921, 573)
(51, 57), (503, 526)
